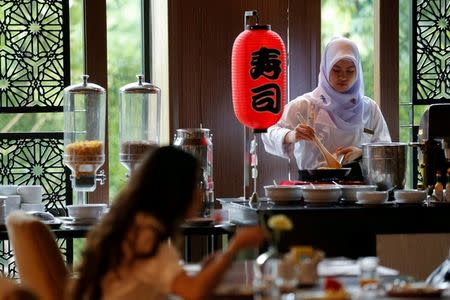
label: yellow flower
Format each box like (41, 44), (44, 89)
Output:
(267, 214), (293, 231)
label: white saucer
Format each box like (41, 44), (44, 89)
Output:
(58, 216), (99, 226)
(356, 200), (390, 205)
(395, 198), (425, 204)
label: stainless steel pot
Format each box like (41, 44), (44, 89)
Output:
(361, 142), (407, 190)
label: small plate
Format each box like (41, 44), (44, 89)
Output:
(58, 216), (99, 226)
(184, 217), (214, 226)
(395, 199), (425, 204)
(304, 201), (338, 207)
(386, 282), (443, 298)
(356, 200), (392, 206)
(0, 220), (63, 230)
(43, 220), (63, 228)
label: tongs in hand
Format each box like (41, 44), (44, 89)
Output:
(296, 112), (342, 169)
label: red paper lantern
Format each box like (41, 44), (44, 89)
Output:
(232, 16), (286, 133)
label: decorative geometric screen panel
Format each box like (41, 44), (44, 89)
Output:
(0, 240), (15, 278)
(0, 0), (69, 112)
(0, 132), (72, 213)
(414, 0), (450, 103)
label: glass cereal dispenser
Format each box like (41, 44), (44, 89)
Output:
(63, 75), (106, 199)
(119, 75), (161, 175)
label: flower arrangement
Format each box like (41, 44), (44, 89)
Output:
(267, 214), (293, 231)
(266, 214), (293, 253)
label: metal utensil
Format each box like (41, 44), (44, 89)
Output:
(296, 112), (341, 169)
(332, 181), (343, 188)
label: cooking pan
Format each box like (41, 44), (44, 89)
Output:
(300, 168), (351, 182)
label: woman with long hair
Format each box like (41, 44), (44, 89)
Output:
(69, 146), (265, 300)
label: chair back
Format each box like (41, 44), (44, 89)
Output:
(0, 275), (39, 300)
(6, 211), (68, 300)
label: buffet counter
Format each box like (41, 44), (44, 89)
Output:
(218, 198), (450, 258)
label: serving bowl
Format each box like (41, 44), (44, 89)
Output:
(356, 191), (388, 204)
(394, 189), (427, 203)
(264, 185), (302, 202)
(341, 185), (377, 202)
(300, 185), (341, 203)
(67, 204), (107, 219)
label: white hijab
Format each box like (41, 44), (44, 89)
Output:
(305, 37), (366, 131)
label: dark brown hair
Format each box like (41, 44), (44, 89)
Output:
(69, 146), (200, 300)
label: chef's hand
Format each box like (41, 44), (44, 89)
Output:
(284, 124), (315, 144)
(335, 146), (362, 164)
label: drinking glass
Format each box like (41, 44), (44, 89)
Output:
(358, 256), (380, 288)
(253, 255), (299, 300)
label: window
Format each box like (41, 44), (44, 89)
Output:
(321, 0), (374, 98)
(399, 0), (414, 188)
(106, 0), (142, 198)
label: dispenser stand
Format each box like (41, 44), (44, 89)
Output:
(77, 191), (86, 205)
(70, 171), (107, 205)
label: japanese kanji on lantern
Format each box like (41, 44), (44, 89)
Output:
(231, 10), (287, 133)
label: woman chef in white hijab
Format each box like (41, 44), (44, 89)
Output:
(262, 37), (391, 180)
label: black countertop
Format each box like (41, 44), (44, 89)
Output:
(219, 198), (450, 258)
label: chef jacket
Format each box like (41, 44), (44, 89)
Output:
(261, 96), (391, 170)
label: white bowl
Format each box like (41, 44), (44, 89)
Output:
(20, 203), (44, 212)
(264, 185), (302, 202)
(0, 185), (18, 196)
(394, 189), (427, 203)
(341, 185), (377, 202)
(301, 185), (341, 203)
(356, 191), (388, 204)
(67, 204), (107, 219)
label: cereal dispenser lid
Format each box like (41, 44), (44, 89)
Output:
(64, 75), (105, 94)
(120, 74), (160, 94)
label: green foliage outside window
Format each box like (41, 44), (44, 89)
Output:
(72, 0), (142, 200)
(70, 0), (142, 265)
(322, 0), (413, 187)
(322, 0), (374, 99)
(106, 0), (142, 199)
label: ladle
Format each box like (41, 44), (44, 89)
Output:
(296, 112), (342, 169)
